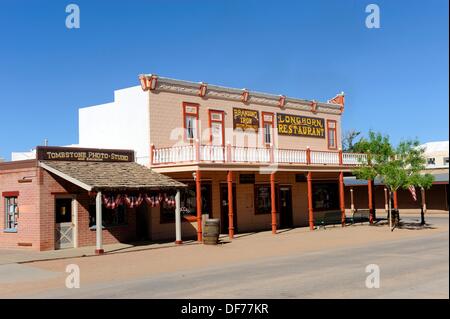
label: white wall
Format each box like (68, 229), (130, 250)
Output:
(79, 86), (150, 165)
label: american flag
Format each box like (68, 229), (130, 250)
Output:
(408, 185), (417, 201)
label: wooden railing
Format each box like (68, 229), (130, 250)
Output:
(151, 143), (367, 167)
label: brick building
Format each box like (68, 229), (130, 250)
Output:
(0, 146), (185, 251)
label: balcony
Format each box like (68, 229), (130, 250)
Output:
(150, 143), (367, 167)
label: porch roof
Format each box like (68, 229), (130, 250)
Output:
(39, 160), (186, 191)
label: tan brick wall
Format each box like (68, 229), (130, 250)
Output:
(149, 91), (341, 151)
(0, 165), (40, 249)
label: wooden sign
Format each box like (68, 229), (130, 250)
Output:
(277, 113), (325, 138)
(36, 146), (134, 162)
(233, 108), (259, 132)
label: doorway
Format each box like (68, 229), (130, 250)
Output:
(55, 197), (75, 249)
(279, 186), (293, 228)
(220, 184), (237, 234)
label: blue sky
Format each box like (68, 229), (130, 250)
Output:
(0, 0), (448, 160)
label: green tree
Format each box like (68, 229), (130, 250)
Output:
(353, 132), (433, 231)
(352, 131), (394, 224)
(409, 173), (434, 225)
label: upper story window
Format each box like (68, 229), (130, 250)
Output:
(183, 102), (199, 142)
(427, 158), (436, 165)
(4, 195), (18, 232)
(327, 120), (337, 150)
(262, 112), (274, 146)
(209, 110), (225, 146)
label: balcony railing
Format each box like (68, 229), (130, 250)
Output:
(150, 143), (367, 167)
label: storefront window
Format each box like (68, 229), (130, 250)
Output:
(161, 183), (212, 223)
(312, 182), (339, 211)
(4, 197), (18, 231)
(89, 203), (127, 227)
(254, 184), (272, 214)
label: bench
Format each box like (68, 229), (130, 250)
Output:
(315, 211), (342, 229)
(352, 209), (371, 224)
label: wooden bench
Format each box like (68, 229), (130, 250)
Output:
(315, 211), (342, 229)
(352, 209), (371, 224)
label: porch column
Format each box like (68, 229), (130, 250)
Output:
(368, 179), (374, 224)
(384, 187), (389, 213)
(175, 189), (182, 244)
(196, 170), (202, 241)
(393, 190), (399, 209)
(339, 172), (345, 226)
(350, 188), (355, 212)
(95, 191), (104, 255)
(227, 171), (234, 239)
(307, 172), (314, 230)
(270, 172), (277, 234)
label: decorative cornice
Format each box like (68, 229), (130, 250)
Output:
(139, 74), (344, 115)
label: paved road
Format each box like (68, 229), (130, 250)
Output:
(23, 216), (449, 299)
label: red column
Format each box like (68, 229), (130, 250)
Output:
(150, 144), (155, 166)
(227, 171), (234, 239)
(339, 172), (345, 226)
(270, 172), (277, 234)
(307, 172), (314, 230)
(368, 179), (374, 224)
(393, 190), (398, 209)
(196, 170), (202, 241)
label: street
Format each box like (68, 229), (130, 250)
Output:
(1, 215), (448, 299)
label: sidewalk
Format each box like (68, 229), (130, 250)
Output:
(0, 239), (199, 266)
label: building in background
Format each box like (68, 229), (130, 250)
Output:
(422, 141), (449, 169)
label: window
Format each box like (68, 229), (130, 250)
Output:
(261, 112), (274, 145)
(312, 182), (339, 211)
(443, 157), (449, 166)
(209, 110), (225, 146)
(4, 196), (18, 231)
(161, 183), (212, 223)
(254, 184), (275, 214)
(327, 120), (337, 150)
(183, 103), (199, 141)
(88, 203), (127, 228)
(427, 158), (436, 165)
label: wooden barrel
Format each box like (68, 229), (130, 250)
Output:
(203, 219), (220, 245)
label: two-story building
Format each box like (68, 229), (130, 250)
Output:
(78, 74), (367, 242)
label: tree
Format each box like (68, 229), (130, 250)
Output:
(353, 132), (432, 231)
(398, 141), (435, 225)
(409, 173), (434, 225)
(352, 131), (394, 223)
(342, 130), (361, 152)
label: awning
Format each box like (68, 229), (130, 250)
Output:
(39, 160), (186, 191)
(344, 168), (449, 186)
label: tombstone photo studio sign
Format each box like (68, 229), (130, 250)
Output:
(233, 108), (259, 132)
(36, 146), (134, 162)
(276, 113), (325, 138)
